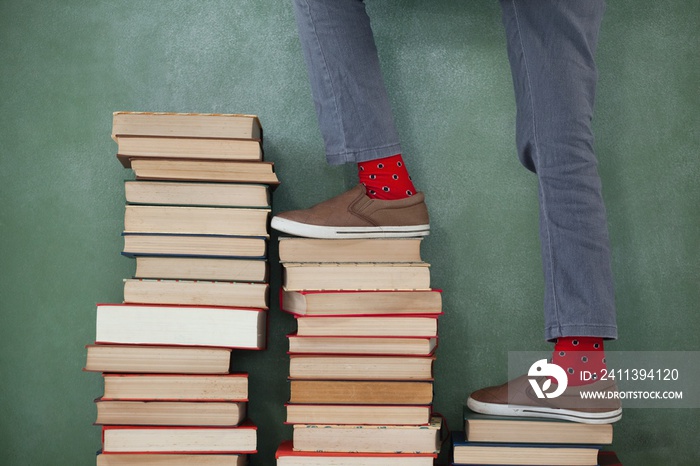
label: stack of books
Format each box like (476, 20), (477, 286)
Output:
(451, 408), (622, 465)
(274, 237), (443, 465)
(86, 112), (280, 465)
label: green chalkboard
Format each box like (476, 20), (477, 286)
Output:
(1, 1), (698, 465)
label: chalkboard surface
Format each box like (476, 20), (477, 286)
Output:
(1, 1), (698, 465)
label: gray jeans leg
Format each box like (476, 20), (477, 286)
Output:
(500, 0), (618, 340)
(291, 0), (402, 165)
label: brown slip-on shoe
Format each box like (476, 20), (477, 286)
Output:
(271, 184), (430, 238)
(467, 374), (622, 424)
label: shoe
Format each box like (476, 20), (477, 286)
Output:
(467, 374), (622, 424)
(271, 184), (430, 239)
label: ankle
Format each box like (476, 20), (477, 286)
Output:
(552, 336), (606, 387)
(358, 154), (417, 200)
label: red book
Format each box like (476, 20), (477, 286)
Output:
(275, 440), (436, 465)
(101, 421), (257, 454)
(598, 450), (623, 465)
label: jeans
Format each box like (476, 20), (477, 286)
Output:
(291, 0), (617, 341)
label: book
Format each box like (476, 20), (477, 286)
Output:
(123, 279), (269, 310)
(285, 403), (431, 425)
(289, 380), (434, 405)
(289, 355), (434, 380)
(116, 136), (262, 167)
(295, 315), (438, 337)
(101, 373), (248, 401)
(130, 158), (279, 185)
(124, 205), (270, 237)
(122, 233), (267, 259)
(125, 181), (270, 208)
(97, 453), (247, 466)
(134, 257), (268, 282)
(281, 289), (442, 316)
(464, 409), (613, 445)
(282, 262), (430, 291)
(278, 237), (422, 263)
(112, 112), (261, 141)
(287, 334), (438, 356)
(275, 440), (436, 465)
(292, 416), (442, 453)
(84, 345), (232, 374)
(95, 399), (246, 426)
(451, 431), (600, 466)
(101, 422), (257, 453)
(96, 303), (266, 349)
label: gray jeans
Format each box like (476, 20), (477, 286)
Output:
(291, 0), (617, 341)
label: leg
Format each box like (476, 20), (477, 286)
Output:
(291, 0), (401, 165)
(500, 0), (617, 341)
(468, 0), (621, 423)
(274, 0), (428, 238)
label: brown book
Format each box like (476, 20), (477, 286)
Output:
(101, 421), (257, 454)
(84, 345), (232, 374)
(112, 112), (261, 140)
(281, 289), (442, 316)
(124, 205), (270, 237)
(452, 430), (599, 466)
(97, 303), (267, 349)
(278, 237), (423, 263)
(102, 373), (248, 401)
(289, 380), (434, 405)
(130, 158), (279, 185)
(282, 262), (431, 291)
(116, 136), (262, 168)
(97, 453), (247, 466)
(289, 355), (434, 380)
(123, 279), (269, 310)
(125, 181), (270, 208)
(285, 404), (431, 425)
(275, 441), (434, 466)
(133, 257), (268, 282)
(123, 234), (267, 259)
(292, 417), (442, 453)
(464, 411), (613, 445)
(295, 316), (439, 337)
(288, 334), (437, 356)
(95, 399), (246, 426)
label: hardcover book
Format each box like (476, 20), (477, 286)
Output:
(101, 422), (257, 454)
(101, 373), (248, 401)
(96, 303), (267, 349)
(275, 440), (436, 465)
(84, 345), (232, 374)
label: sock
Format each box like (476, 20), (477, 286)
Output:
(552, 336), (606, 387)
(358, 154), (417, 200)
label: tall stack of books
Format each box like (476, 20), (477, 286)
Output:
(86, 112), (279, 466)
(274, 237), (443, 465)
(451, 408), (622, 465)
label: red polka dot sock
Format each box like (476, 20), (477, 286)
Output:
(358, 154), (417, 200)
(552, 336), (606, 387)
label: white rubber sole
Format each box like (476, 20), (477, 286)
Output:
(466, 396), (622, 424)
(271, 216), (430, 239)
